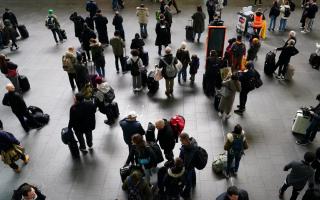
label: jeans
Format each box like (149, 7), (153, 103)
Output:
(96, 66), (105, 77)
(165, 78), (174, 94)
(227, 152), (242, 174)
(280, 179), (303, 200)
(9, 153), (27, 169)
(304, 117), (320, 141)
(132, 74), (142, 89)
(279, 18), (287, 31)
(178, 66), (187, 82)
(194, 32), (202, 41)
(239, 89), (250, 110)
(114, 54), (125, 72)
(140, 23), (148, 35)
(67, 73), (76, 90)
(75, 131), (93, 150)
(51, 28), (62, 43)
(269, 16), (277, 30)
(304, 17), (314, 32)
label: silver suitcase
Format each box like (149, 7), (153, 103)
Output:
(292, 110), (311, 135)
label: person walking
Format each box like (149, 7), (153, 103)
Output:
(68, 93), (96, 152)
(62, 47), (77, 91)
(296, 94), (320, 145)
(119, 111), (145, 152)
(2, 8), (18, 31)
(278, 1), (291, 32)
(69, 12), (85, 43)
(93, 9), (109, 45)
(176, 42), (190, 84)
(2, 84), (40, 132)
(279, 152), (315, 200)
(163, 5), (173, 28)
(206, 0), (217, 24)
(223, 124), (248, 177)
(246, 38), (261, 61)
(136, 4), (149, 38)
(189, 54), (200, 84)
(231, 35), (246, 72)
(218, 74), (241, 120)
(268, 0), (280, 31)
(192, 6), (206, 43)
(110, 30), (126, 74)
(216, 186), (249, 200)
(275, 39), (299, 80)
(0, 130), (30, 173)
(0, 54), (20, 92)
(155, 15), (171, 56)
(74, 53), (89, 91)
(81, 23), (96, 61)
(301, 0), (318, 33)
(112, 11), (125, 41)
(90, 38), (105, 77)
(45, 9), (63, 44)
(168, 0), (181, 14)
(86, 0), (98, 19)
(127, 49), (144, 92)
(158, 47), (178, 97)
(3, 19), (18, 51)
(155, 119), (176, 162)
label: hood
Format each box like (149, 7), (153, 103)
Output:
(130, 56), (139, 62)
(90, 42), (101, 48)
(65, 51), (75, 57)
(97, 82), (111, 93)
(168, 167), (185, 178)
(226, 131), (245, 142)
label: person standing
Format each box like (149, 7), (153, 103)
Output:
(206, 0), (217, 24)
(216, 186), (249, 200)
(127, 49), (144, 92)
(279, 152), (315, 200)
(45, 9), (63, 44)
(163, 5), (173, 28)
(268, 0), (280, 31)
(155, 15), (171, 56)
(69, 12), (85, 43)
(110, 30), (126, 74)
(93, 9), (109, 46)
(0, 54), (20, 92)
(68, 93), (96, 152)
(136, 4), (149, 38)
(119, 111), (145, 152)
(189, 54), (200, 84)
(62, 47), (77, 91)
(3, 19), (18, 51)
(176, 42), (190, 84)
(2, 8), (18, 30)
(74, 53), (89, 91)
(192, 6), (206, 43)
(231, 35), (246, 72)
(2, 84), (40, 132)
(301, 0), (318, 33)
(155, 119), (176, 162)
(90, 38), (105, 77)
(130, 33), (145, 56)
(158, 47), (178, 97)
(246, 38), (261, 61)
(112, 11), (125, 41)
(278, 1), (291, 32)
(204, 50), (221, 97)
(223, 124), (248, 177)
(86, 0), (98, 19)
(81, 23), (96, 61)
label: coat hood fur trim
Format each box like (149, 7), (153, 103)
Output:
(226, 131), (245, 142)
(168, 167), (185, 178)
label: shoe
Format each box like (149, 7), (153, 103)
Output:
(80, 148), (88, 152)
(234, 109), (244, 115)
(236, 105), (245, 111)
(178, 79), (181, 84)
(279, 189), (284, 199)
(177, 10), (181, 14)
(233, 171), (238, 176)
(116, 71), (120, 74)
(301, 30), (307, 34)
(16, 46), (19, 50)
(268, 28), (271, 31)
(183, 79), (186, 82)
(14, 168), (21, 173)
(225, 114), (231, 119)
(218, 112), (223, 118)
(23, 154), (30, 164)
(296, 140), (310, 146)
(165, 91), (170, 97)
(275, 75), (282, 80)
(300, 26), (304, 29)
(88, 146), (93, 150)
(56, 42), (59, 45)
(10, 47), (13, 51)
(272, 29), (275, 31)
(197, 38), (200, 43)
(104, 120), (113, 125)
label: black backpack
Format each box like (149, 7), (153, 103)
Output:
(232, 43), (245, 58)
(46, 16), (56, 29)
(231, 134), (244, 154)
(0, 64), (8, 74)
(284, 7), (291, 18)
(130, 58), (140, 76)
(148, 142), (164, 164)
(193, 146), (208, 170)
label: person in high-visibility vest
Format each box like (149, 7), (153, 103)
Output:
(252, 8), (263, 35)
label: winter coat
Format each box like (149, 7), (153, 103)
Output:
(247, 42), (261, 61)
(81, 27), (96, 51)
(68, 100), (96, 133)
(86, 1), (98, 17)
(163, 167), (186, 196)
(127, 56), (144, 76)
(122, 171), (152, 200)
(176, 49), (190, 67)
(179, 137), (198, 170)
(1, 61), (18, 78)
(283, 160), (314, 189)
(136, 7), (149, 24)
(276, 45), (299, 65)
(119, 118), (145, 145)
(280, 5), (291, 19)
(90, 42), (105, 68)
(224, 131), (248, 153)
(219, 78), (241, 114)
(69, 13), (85, 38)
(216, 189), (249, 200)
(74, 62), (89, 88)
(189, 57), (200, 74)
(238, 68), (257, 91)
(94, 14), (108, 33)
(157, 119), (176, 151)
(45, 14), (60, 29)
(3, 12), (18, 27)
(3, 24), (17, 41)
(206, 0), (217, 14)
(2, 91), (27, 115)
(130, 38), (145, 51)
(125, 145), (156, 169)
(305, 3), (318, 19)
(163, 10), (172, 26)
(155, 21), (171, 46)
(0, 131), (20, 152)
(205, 56), (221, 88)
(63, 51), (76, 74)
(112, 14), (124, 31)
(192, 11), (206, 33)
(269, 4), (280, 17)
(110, 36), (125, 56)
(158, 54), (178, 79)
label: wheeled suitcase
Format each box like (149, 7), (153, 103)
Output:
(292, 110), (311, 135)
(264, 51), (276, 75)
(146, 122), (156, 142)
(120, 165), (132, 182)
(106, 102), (120, 119)
(27, 106), (50, 125)
(60, 29), (67, 39)
(214, 94), (222, 111)
(284, 64), (295, 81)
(17, 25), (29, 39)
(147, 71), (159, 93)
(141, 70), (148, 87)
(141, 51), (149, 66)
(309, 53), (320, 69)
(185, 26), (194, 42)
(18, 75), (30, 92)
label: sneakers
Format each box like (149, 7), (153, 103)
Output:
(234, 109), (244, 115)
(104, 120), (114, 125)
(236, 105), (245, 111)
(296, 140), (310, 146)
(218, 112), (223, 118)
(23, 154), (30, 164)
(276, 75), (284, 80)
(301, 30), (307, 34)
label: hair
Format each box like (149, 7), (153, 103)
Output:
(227, 186), (239, 196)
(165, 46), (172, 55)
(75, 93), (84, 103)
(96, 9), (102, 14)
(0, 54), (8, 68)
(304, 152), (315, 163)
(174, 157), (183, 168)
(114, 30), (120, 36)
(180, 41), (187, 50)
(289, 31), (296, 38)
(252, 38), (259, 45)
(233, 124), (242, 135)
(179, 132), (190, 141)
(210, 50), (217, 57)
(288, 39), (295, 46)
(191, 54), (198, 59)
(237, 35), (242, 41)
(131, 134), (146, 149)
(130, 171), (142, 184)
(21, 184), (33, 197)
(197, 5), (202, 12)
(131, 49), (140, 57)
(228, 38), (236, 45)
(135, 33), (140, 39)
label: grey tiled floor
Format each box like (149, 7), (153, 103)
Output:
(0, 0), (320, 199)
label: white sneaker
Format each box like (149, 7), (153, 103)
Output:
(301, 30), (307, 34)
(218, 112), (223, 118)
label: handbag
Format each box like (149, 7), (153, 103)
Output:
(6, 69), (17, 77)
(175, 60), (183, 72)
(154, 67), (163, 81)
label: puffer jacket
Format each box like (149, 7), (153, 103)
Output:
(136, 7), (149, 24)
(224, 131), (248, 152)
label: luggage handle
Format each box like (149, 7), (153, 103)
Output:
(188, 19), (193, 27)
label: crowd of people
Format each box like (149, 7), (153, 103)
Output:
(0, 0), (320, 199)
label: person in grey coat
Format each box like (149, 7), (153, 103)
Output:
(279, 152), (315, 200)
(191, 6), (206, 43)
(218, 74), (241, 120)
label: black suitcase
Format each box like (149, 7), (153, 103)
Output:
(147, 71), (159, 93)
(185, 26), (194, 42)
(18, 75), (30, 92)
(141, 70), (148, 87)
(120, 165), (132, 182)
(27, 106), (50, 125)
(60, 29), (67, 39)
(68, 140), (80, 158)
(214, 94), (221, 111)
(106, 102), (119, 119)
(309, 53), (320, 69)
(146, 122), (156, 142)
(141, 51), (149, 66)
(17, 25), (29, 39)
(264, 51), (276, 75)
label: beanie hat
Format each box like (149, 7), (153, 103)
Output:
(48, 9), (53, 14)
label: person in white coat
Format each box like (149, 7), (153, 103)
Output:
(278, 0), (291, 31)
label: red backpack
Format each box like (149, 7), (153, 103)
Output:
(170, 115), (185, 140)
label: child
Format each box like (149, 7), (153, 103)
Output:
(189, 54), (199, 84)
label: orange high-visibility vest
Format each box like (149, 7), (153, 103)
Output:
(253, 14), (263, 28)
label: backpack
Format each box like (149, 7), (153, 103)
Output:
(127, 177), (142, 200)
(0, 64), (8, 74)
(289, 1), (296, 12)
(232, 43), (245, 58)
(284, 7), (291, 18)
(231, 134), (244, 154)
(162, 58), (177, 78)
(62, 55), (73, 72)
(170, 115), (185, 141)
(46, 16), (56, 29)
(61, 127), (74, 145)
(130, 58), (140, 76)
(148, 142), (164, 164)
(193, 146), (208, 170)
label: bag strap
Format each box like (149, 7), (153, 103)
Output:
(161, 58), (175, 67)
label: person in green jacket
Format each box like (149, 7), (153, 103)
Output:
(110, 30), (126, 74)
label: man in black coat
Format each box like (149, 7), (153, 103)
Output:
(81, 23), (96, 61)
(216, 186), (249, 200)
(94, 9), (109, 45)
(12, 183), (46, 200)
(112, 11), (125, 41)
(86, 0), (98, 18)
(3, 8), (18, 29)
(2, 83), (40, 132)
(155, 119), (175, 162)
(68, 93), (96, 152)
(69, 12), (85, 43)
(130, 33), (145, 55)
